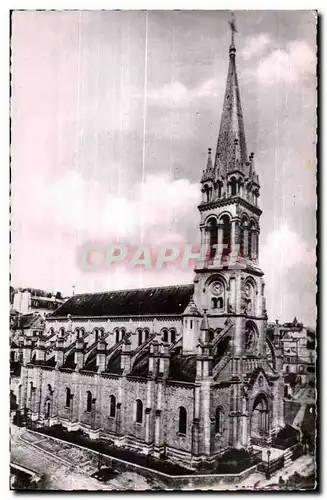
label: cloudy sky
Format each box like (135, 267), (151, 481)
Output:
(11, 10), (316, 326)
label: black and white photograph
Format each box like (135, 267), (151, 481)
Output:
(9, 9), (317, 491)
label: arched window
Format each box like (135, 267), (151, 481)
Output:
(59, 327), (65, 337)
(109, 395), (116, 418)
(217, 182), (222, 199)
(215, 407), (224, 434)
(178, 407), (187, 435)
(115, 329), (120, 344)
(208, 218), (218, 259)
(75, 328), (80, 338)
(99, 328), (105, 338)
(138, 329), (143, 346)
(30, 382), (33, 399)
(45, 400), (51, 419)
(18, 385), (22, 407)
(248, 222), (256, 260)
(231, 177), (237, 196)
(203, 185), (211, 203)
(162, 329), (168, 342)
(65, 388), (71, 408)
(170, 329), (176, 344)
(136, 399), (143, 424)
(94, 328), (99, 342)
(212, 297), (218, 309)
(144, 329), (150, 341)
(121, 328), (126, 340)
(86, 391), (92, 412)
(221, 215), (231, 256)
(240, 217), (247, 257)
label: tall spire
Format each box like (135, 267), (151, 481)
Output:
(214, 13), (249, 178)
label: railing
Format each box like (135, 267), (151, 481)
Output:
(243, 357), (260, 373)
(257, 455), (285, 475)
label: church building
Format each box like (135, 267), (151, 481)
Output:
(14, 24), (284, 467)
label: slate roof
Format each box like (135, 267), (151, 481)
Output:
(50, 284), (194, 318)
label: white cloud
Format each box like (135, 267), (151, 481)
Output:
(11, 169), (200, 293)
(260, 224), (316, 324)
(261, 224), (315, 272)
(255, 40), (315, 86)
(147, 78), (223, 108)
(241, 34), (271, 60)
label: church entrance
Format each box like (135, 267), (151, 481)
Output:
(250, 393), (270, 445)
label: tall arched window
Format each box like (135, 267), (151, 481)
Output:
(65, 388), (71, 408)
(162, 329), (168, 342)
(138, 329), (143, 346)
(115, 329), (120, 344)
(248, 222), (255, 260)
(75, 328), (80, 338)
(221, 215), (231, 256)
(45, 400), (51, 419)
(59, 327), (65, 337)
(136, 399), (143, 424)
(170, 329), (176, 344)
(144, 329), (150, 341)
(109, 395), (116, 418)
(178, 407), (187, 435)
(215, 407), (224, 434)
(86, 391), (92, 412)
(121, 328), (126, 340)
(208, 218), (218, 259)
(240, 217), (248, 257)
(231, 177), (237, 196)
(94, 328), (99, 342)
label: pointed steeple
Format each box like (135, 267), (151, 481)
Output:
(214, 15), (249, 178)
(201, 148), (215, 183)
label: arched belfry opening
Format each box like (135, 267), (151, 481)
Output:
(221, 215), (231, 256)
(208, 218), (218, 259)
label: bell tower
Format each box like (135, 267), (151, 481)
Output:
(182, 14), (284, 454)
(190, 15), (267, 362)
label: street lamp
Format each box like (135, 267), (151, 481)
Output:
(266, 449), (271, 479)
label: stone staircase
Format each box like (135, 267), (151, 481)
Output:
(283, 449), (293, 468)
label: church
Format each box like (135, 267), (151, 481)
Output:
(15, 24), (284, 467)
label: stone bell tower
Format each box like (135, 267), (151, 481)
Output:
(186, 17), (268, 365)
(181, 16), (284, 453)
